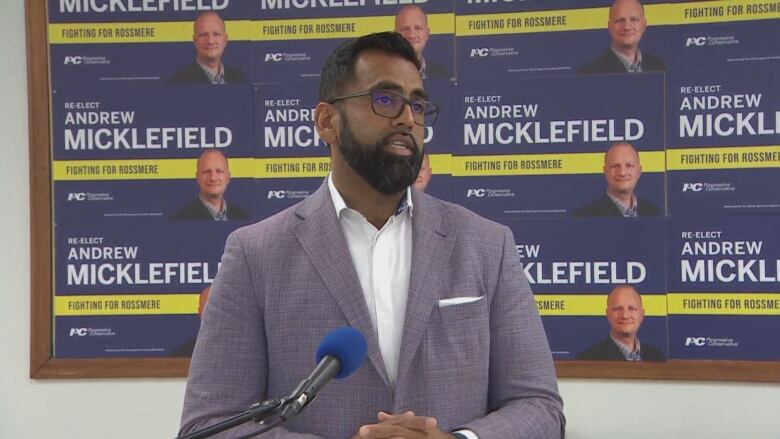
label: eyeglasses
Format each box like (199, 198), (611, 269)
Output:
(327, 89), (439, 127)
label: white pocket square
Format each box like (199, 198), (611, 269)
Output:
(438, 295), (485, 308)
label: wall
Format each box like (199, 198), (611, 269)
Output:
(1, 1), (777, 438)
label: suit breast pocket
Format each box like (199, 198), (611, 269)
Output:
(425, 294), (490, 369)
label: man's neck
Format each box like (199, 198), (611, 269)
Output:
(610, 332), (637, 351)
(331, 166), (405, 230)
(200, 194), (224, 211)
(608, 189), (634, 207)
(197, 57), (221, 73)
(611, 44), (639, 62)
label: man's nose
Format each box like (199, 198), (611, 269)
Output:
(393, 103), (416, 129)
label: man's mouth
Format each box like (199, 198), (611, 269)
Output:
(382, 133), (416, 155)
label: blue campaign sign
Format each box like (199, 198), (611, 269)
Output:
(53, 179), (257, 223)
(52, 83), (254, 160)
(667, 215), (780, 360)
(54, 219), (234, 294)
(504, 218), (667, 360)
(455, 0), (668, 79)
(660, 15), (779, 75)
(454, 73), (665, 219)
(49, 0), (250, 22)
(667, 63), (780, 214)
(55, 314), (201, 358)
(254, 82), (328, 158)
(51, 41), (251, 88)
(250, 2), (454, 83)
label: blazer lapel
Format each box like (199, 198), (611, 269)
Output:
(395, 192), (457, 387)
(292, 181), (390, 387)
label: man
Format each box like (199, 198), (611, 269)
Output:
(180, 33), (564, 439)
(170, 286), (211, 357)
(576, 285), (665, 361)
(170, 149), (248, 221)
(578, 0), (665, 74)
(167, 11), (246, 84)
(575, 142), (662, 217)
(394, 5), (449, 79)
(412, 153), (432, 192)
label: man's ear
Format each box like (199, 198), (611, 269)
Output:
(315, 102), (339, 145)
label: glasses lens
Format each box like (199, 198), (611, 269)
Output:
(371, 91), (403, 118)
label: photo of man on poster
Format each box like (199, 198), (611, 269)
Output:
(578, 0), (665, 74)
(577, 285), (665, 361)
(167, 11), (246, 84)
(394, 5), (449, 79)
(575, 142), (662, 217)
(169, 149), (249, 221)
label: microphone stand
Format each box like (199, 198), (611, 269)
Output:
(175, 398), (282, 439)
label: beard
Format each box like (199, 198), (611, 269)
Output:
(336, 114), (423, 195)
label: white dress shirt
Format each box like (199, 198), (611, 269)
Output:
(328, 175), (412, 387)
(327, 176), (479, 439)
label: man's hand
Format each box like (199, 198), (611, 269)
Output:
(351, 411), (456, 439)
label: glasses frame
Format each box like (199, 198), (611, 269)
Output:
(327, 89), (439, 127)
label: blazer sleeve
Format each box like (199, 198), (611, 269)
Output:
(458, 226), (566, 439)
(178, 230), (323, 439)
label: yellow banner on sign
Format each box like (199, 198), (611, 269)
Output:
(664, 0), (780, 25)
(456, 7), (609, 36)
(428, 153), (452, 175)
(255, 13), (454, 41)
(667, 145), (780, 170)
(49, 20), (251, 44)
(668, 293), (780, 315)
(452, 151), (664, 177)
(535, 294), (667, 316)
(255, 157), (332, 178)
(55, 294), (198, 316)
(53, 157), (254, 181)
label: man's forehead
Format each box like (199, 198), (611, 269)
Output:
(611, 0), (644, 17)
(352, 51), (424, 92)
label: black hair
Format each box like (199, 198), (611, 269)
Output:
(319, 32), (420, 102)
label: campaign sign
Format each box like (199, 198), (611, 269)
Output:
(455, 0), (669, 79)
(505, 218), (667, 361)
(54, 219), (236, 357)
(52, 83), (253, 160)
(49, 0), (251, 87)
(250, 1), (454, 83)
(54, 178), (256, 223)
(667, 63), (780, 214)
(454, 73), (665, 220)
(667, 215), (780, 360)
(658, 1), (780, 75)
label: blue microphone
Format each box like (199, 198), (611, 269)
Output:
(278, 327), (367, 420)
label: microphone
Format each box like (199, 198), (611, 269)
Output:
(277, 326), (368, 420)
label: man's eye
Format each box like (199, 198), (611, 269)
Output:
(374, 93), (396, 106)
(410, 101), (426, 114)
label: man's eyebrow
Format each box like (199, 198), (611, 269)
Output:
(371, 81), (430, 100)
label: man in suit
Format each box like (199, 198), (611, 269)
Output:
(577, 285), (665, 361)
(167, 11), (246, 84)
(394, 5), (449, 79)
(575, 142), (662, 217)
(179, 32), (564, 439)
(170, 149), (248, 221)
(578, 0), (665, 74)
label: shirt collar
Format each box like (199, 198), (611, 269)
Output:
(327, 173), (413, 219)
(196, 60), (225, 84)
(607, 192), (638, 217)
(611, 334), (642, 361)
(611, 47), (643, 72)
(199, 195), (227, 220)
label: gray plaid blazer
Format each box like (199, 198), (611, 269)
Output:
(179, 180), (564, 438)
